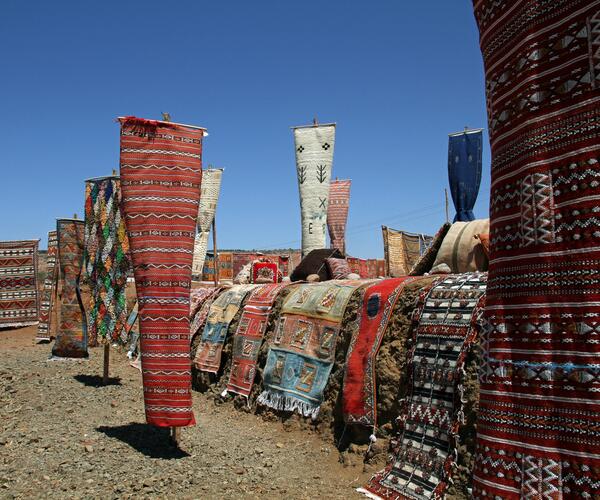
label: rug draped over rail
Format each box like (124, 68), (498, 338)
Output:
(52, 219), (87, 359)
(382, 227), (432, 277)
(190, 286), (225, 338)
(119, 116), (203, 428)
(472, 1), (600, 497)
(226, 282), (289, 398)
(327, 179), (351, 254)
(83, 176), (132, 346)
(359, 273), (486, 499)
(37, 232), (58, 341)
(258, 281), (362, 418)
(0, 239), (39, 328)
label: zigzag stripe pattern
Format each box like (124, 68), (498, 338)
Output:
(121, 148), (201, 159)
(36, 232), (58, 341)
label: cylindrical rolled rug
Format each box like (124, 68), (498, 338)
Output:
(327, 179), (351, 255)
(293, 123), (336, 258)
(119, 116), (205, 428)
(472, 1), (600, 497)
(83, 176), (132, 346)
(191, 168), (223, 279)
(52, 219), (87, 359)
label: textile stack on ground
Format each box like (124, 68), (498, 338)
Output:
(258, 281), (362, 418)
(327, 179), (351, 254)
(119, 116), (204, 428)
(360, 273), (486, 499)
(472, 1), (600, 497)
(294, 123), (336, 257)
(0, 240), (39, 328)
(36, 231), (58, 341)
(191, 168), (223, 278)
(83, 176), (131, 346)
(52, 219), (87, 359)
(382, 226), (432, 277)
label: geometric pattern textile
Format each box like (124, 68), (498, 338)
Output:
(448, 129), (483, 222)
(327, 179), (351, 254)
(0, 240), (39, 328)
(342, 276), (421, 428)
(190, 286), (218, 319)
(472, 1), (600, 497)
(190, 286), (225, 338)
(52, 219), (88, 359)
(294, 124), (335, 257)
(83, 176), (131, 346)
(119, 116), (204, 428)
(382, 226), (432, 277)
(193, 284), (257, 374)
(251, 261), (279, 284)
(226, 283), (289, 398)
(191, 168), (223, 278)
(359, 273), (487, 499)
(258, 281), (361, 418)
(36, 231), (58, 341)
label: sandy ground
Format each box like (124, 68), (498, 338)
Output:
(0, 325), (370, 499)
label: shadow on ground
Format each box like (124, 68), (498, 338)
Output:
(97, 423), (190, 459)
(74, 374), (122, 386)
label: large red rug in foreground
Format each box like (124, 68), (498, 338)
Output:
(473, 1), (600, 497)
(120, 117), (203, 427)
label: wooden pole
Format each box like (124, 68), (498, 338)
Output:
(171, 426), (181, 446)
(444, 189), (450, 223)
(212, 217), (219, 286)
(102, 343), (110, 385)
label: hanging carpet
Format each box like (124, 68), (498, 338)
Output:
(327, 179), (351, 254)
(37, 231), (58, 341)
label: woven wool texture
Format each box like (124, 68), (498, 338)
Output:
(191, 168), (223, 277)
(83, 177), (132, 346)
(190, 286), (225, 338)
(359, 273), (486, 499)
(0, 240), (39, 328)
(327, 179), (351, 254)
(382, 227), (432, 277)
(37, 232), (58, 341)
(472, 1), (600, 497)
(52, 220), (87, 359)
(119, 117), (203, 428)
(294, 125), (335, 257)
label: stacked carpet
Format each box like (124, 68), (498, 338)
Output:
(191, 168), (223, 278)
(83, 176), (131, 346)
(37, 231), (58, 341)
(119, 116), (204, 428)
(52, 219), (87, 358)
(0, 240), (39, 328)
(359, 273), (486, 499)
(258, 281), (362, 418)
(327, 179), (351, 254)
(472, 1), (600, 496)
(294, 124), (335, 257)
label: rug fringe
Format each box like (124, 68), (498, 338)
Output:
(356, 487), (382, 500)
(2, 321), (38, 329)
(257, 390), (320, 419)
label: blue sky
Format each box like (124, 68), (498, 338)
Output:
(0, 1), (488, 257)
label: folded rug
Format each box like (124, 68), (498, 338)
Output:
(358, 272), (486, 499)
(52, 219), (87, 358)
(226, 283), (289, 397)
(194, 284), (258, 373)
(258, 281), (362, 418)
(0, 239), (39, 329)
(37, 232), (58, 341)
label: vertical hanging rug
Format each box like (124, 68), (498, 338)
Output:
(119, 116), (204, 428)
(36, 231), (58, 342)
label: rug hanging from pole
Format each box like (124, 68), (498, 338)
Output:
(294, 124), (335, 257)
(0, 240), (39, 328)
(192, 168), (223, 278)
(83, 176), (132, 346)
(119, 116), (204, 428)
(471, 1), (600, 497)
(327, 179), (351, 254)
(448, 129), (482, 222)
(52, 219), (87, 358)
(37, 232), (58, 341)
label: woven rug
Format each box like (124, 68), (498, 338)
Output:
(258, 281), (361, 418)
(190, 287), (217, 319)
(343, 276), (421, 428)
(472, 1), (600, 497)
(0, 240), (39, 328)
(359, 273), (487, 499)
(119, 116), (203, 428)
(190, 286), (225, 337)
(382, 227), (432, 277)
(225, 283), (289, 397)
(37, 232), (58, 341)
(191, 168), (223, 278)
(83, 176), (131, 346)
(193, 284), (257, 373)
(52, 220), (87, 358)
(327, 179), (351, 254)
(294, 124), (335, 257)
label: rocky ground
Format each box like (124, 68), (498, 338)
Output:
(0, 325), (371, 499)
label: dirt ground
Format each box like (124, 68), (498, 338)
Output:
(0, 325), (371, 499)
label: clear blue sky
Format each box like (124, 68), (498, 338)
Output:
(0, 1), (488, 258)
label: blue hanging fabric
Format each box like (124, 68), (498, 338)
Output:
(447, 129), (483, 222)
